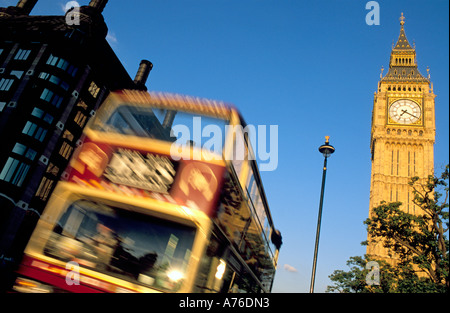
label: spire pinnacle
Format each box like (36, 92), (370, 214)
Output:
(399, 12), (405, 26)
(393, 13), (413, 50)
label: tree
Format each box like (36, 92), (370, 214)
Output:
(327, 165), (449, 293)
(326, 255), (438, 293)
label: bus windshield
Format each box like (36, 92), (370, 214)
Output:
(43, 200), (196, 292)
(91, 104), (228, 154)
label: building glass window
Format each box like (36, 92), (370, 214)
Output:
(0, 78), (14, 91)
(52, 94), (63, 108)
(10, 70), (24, 79)
(46, 54), (75, 75)
(40, 88), (54, 102)
(46, 54), (78, 77)
(35, 127), (47, 142)
(46, 54), (58, 66)
(77, 100), (88, 110)
(67, 65), (78, 77)
(31, 107), (44, 118)
(59, 141), (73, 160)
(46, 163), (59, 176)
(25, 148), (37, 161)
(88, 81), (100, 98)
(74, 111), (87, 127)
(57, 58), (69, 71)
(62, 130), (74, 141)
(60, 81), (70, 91)
(39, 72), (49, 80)
(36, 176), (54, 201)
(31, 107), (54, 124)
(39, 73), (70, 91)
(12, 143), (27, 155)
(22, 121), (37, 136)
(14, 49), (31, 60)
(22, 121), (48, 142)
(49, 75), (61, 85)
(0, 157), (30, 187)
(40, 88), (63, 108)
(12, 143), (37, 161)
(43, 113), (54, 124)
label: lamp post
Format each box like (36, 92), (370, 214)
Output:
(309, 136), (335, 293)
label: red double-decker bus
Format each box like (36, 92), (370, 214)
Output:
(13, 90), (282, 293)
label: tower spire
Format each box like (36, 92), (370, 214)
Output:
(393, 12), (413, 50)
(380, 13), (428, 83)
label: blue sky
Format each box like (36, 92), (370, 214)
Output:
(7, 0), (449, 292)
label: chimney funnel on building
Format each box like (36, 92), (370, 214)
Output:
(88, 0), (108, 13)
(16, 0), (38, 15)
(134, 60), (153, 89)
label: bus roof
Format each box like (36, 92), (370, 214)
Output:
(112, 89), (236, 119)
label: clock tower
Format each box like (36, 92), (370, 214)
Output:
(367, 13), (436, 259)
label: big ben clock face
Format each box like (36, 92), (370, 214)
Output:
(389, 99), (421, 124)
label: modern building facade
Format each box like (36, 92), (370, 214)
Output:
(0, 0), (152, 283)
(367, 14), (436, 260)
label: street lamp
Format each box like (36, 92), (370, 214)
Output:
(309, 136), (335, 293)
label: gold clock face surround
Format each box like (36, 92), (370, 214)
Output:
(389, 99), (421, 124)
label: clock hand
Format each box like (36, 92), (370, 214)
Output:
(401, 109), (418, 118)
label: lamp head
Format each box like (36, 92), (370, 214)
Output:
(319, 136), (335, 158)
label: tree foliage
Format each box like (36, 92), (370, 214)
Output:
(327, 165), (449, 293)
(326, 255), (443, 293)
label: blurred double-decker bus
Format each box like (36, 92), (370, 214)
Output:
(13, 90), (282, 293)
